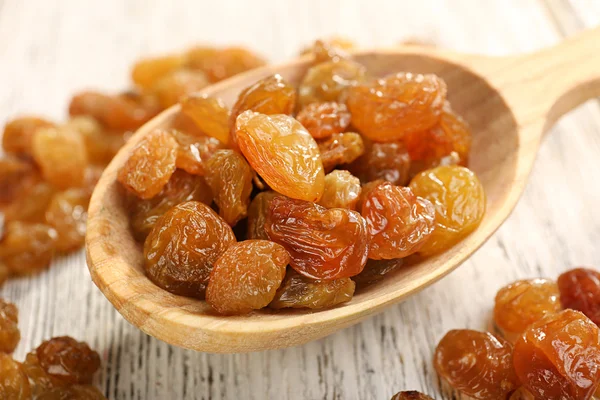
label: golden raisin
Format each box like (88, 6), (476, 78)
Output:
(36, 384), (107, 400)
(296, 102), (351, 139)
(409, 166), (486, 255)
(269, 269), (355, 309)
(66, 116), (125, 165)
(265, 196), (369, 280)
(494, 279), (561, 343)
(45, 189), (91, 252)
(185, 46), (219, 73)
(390, 391), (434, 400)
(21, 352), (68, 395)
(0, 156), (35, 206)
(236, 112), (325, 202)
(0, 353), (31, 399)
(353, 258), (404, 287)
(434, 330), (519, 400)
(0, 221), (57, 276)
(2, 177), (55, 223)
(0, 298), (20, 353)
(131, 54), (187, 90)
(117, 129), (178, 199)
(206, 240), (289, 315)
(128, 169), (213, 241)
(350, 140), (411, 186)
(558, 267), (600, 326)
(204, 150), (253, 226)
(318, 132), (365, 172)
(32, 126), (88, 189)
(143, 201), (236, 298)
(318, 170), (361, 210)
(2, 116), (55, 156)
(180, 95), (231, 146)
(509, 388), (536, 400)
(347, 72), (447, 142)
(298, 60), (367, 107)
(360, 182), (435, 259)
(513, 310), (600, 400)
(305, 38), (355, 63)
(202, 47), (266, 83)
(36, 336), (101, 384)
(152, 69), (210, 109)
(247, 191), (278, 240)
(171, 129), (225, 176)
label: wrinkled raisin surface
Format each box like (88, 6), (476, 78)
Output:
(265, 196), (369, 279)
(296, 102), (351, 139)
(45, 189), (91, 252)
(0, 222), (57, 276)
(318, 170), (361, 210)
(131, 54), (187, 90)
(151, 69), (210, 109)
(360, 182), (435, 259)
(117, 129), (178, 199)
(269, 269), (355, 309)
(350, 140), (410, 186)
(143, 201), (236, 298)
(0, 298), (20, 353)
(390, 391), (434, 400)
(513, 310), (600, 400)
(0, 353), (31, 399)
(318, 132), (364, 172)
(558, 267), (600, 326)
(2, 116), (55, 156)
(36, 336), (101, 385)
(204, 150), (253, 226)
(206, 240), (289, 315)
(494, 279), (561, 342)
(236, 112), (324, 201)
(434, 330), (519, 400)
(171, 129), (224, 176)
(409, 166), (485, 255)
(353, 258), (404, 287)
(22, 352), (68, 395)
(247, 191), (278, 240)
(298, 60), (367, 107)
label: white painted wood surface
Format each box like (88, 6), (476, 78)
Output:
(1, 0), (599, 398)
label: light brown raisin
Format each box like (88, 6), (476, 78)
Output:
(45, 189), (91, 252)
(2, 116), (55, 156)
(0, 221), (57, 276)
(296, 102), (351, 139)
(202, 47), (266, 83)
(318, 170), (361, 210)
(298, 60), (367, 107)
(349, 140), (410, 186)
(0, 298), (20, 353)
(180, 95), (231, 146)
(353, 258), (404, 287)
(131, 54), (187, 89)
(318, 132), (364, 172)
(171, 129), (225, 176)
(247, 191), (278, 240)
(390, 391), (434, 400)
(558, 267), (600, 326)
(0, 353), (31, 399)
(35, 336), (101, 385)
(66, 116), (125, 165)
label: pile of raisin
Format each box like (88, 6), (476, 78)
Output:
(0, 44), (265, 287)
(0, 298), (105, 399)
(118, 38), (485, 316)
(434, 266), (600, 399)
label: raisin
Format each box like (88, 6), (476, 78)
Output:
(206, 240), (289, 315)
(2, 116), (55, 156)
(0, 353), (31, 399)
(21, 352), (68, 395)
(558, 267), (600, 325)
(171, 129), (225, 176)
(45, 189), (91, 252)
(202, 47), (266, 83)
(408, 151), (460, 179)
(304, 38), (355, 63)
(2, 177), (55, 223)
(35, 336), (101, 385)
(494, 279), (561, 343)
(390, 391), (434, 400)
(298, 60), (367, 108)
(352, 258), (404, 287)
(509, 388), (536, 400)
(32, 126), (88, 189)
(117, 129), (178, 199)
(296, 102), (351, 139)
(434, 330), (519, 400)
(409, 166), (486, 255)
(152, 69), (210, 109)
(513, 310), (600, 400)
(143, 201), (236, 298)
(128, 170), (213, 241)
(170, 110), (206, 138)
(349, 140), (410, 186)
(69, 91), (160, 131)
(0, 263), (9, 287)
(36, 385), (107, 400)
(269, 269), (355, 309)
(66, 116), (125, 165)
(360, 182), (435, 259)
(236, 112), (325, 202)
(185, 46), (219, 74)
(204, 150), (253, 226)
(404, 104), (471, 166)
(265, 196), (369, 279)
(131, 54), (187, 90)
(347, 72), (447, 141)
(247, 191), (278, 240)
(0, 156), (35, 206)
(180, 95), (231, 146)
(318, 170), (361, 210)
(230, 74), (296, 140)
(318, 132), (365, 172)
(0, 221), (57, 276)
(0, 298), (20, 353)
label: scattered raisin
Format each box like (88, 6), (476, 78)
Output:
(21, 352), (68, 395)
(0, 221), (57, 276)
(66, 116), (125, 165)
(131, 54), (187, 90)
(2, 116), (55, 156)
(318, 170), (361, 210)
(180, 95), (231, 146)
(247, 191), (278, 240)
(0, 156), (35, 206)
(353, 258), (404, 287)
(298, 60), (367, 107)
(151, 69), (210, 109)
(296, 102), (351, 139)
(36, 384), (107, 400)
(0, 353), (31, 399)
(350, 140), (410, 186)
(0, 298), (20, 353)
(202, 47), (266, 83)
(36, 336), (101, 384)
(318, 132), (364, 172)
(2, 177), (55, 223)
(45, 189), (91, 252)
(558, 267), (600, 325)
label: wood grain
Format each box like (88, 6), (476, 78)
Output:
(1, 0), (600, 398)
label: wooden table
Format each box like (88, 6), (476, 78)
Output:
(1, 0), (599, 398)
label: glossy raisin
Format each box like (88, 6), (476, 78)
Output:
(2, 177), (55, 223)
(66, 116), (125, 165)
(131, 54), (187, 89)
(45, 189), (91, 252)
(0, 298), (20, 353)
(558, 267), (600, 325)
(117, 129), (178, 199)
(35, 336), (100, 385)
(513, 310), (600, 400)
(32, 126), (88, 189)
(318, 170), (361, 210)
(0, 156), (35, 206)
(509, 388), (536, 400)
(247, 191), (278, 240)
(269, 269), (355, 309)
(0, 353), (31, 399)
(347, 72), (447, 142)
(296, 102), (351, 139)
(2, 116), (55, 156)
(494, 279), (562, 342)
(434, 330), (519, 400)
(360, 182), (435, 259)
(202, 47), (266, 83)
(21, 352), (68, 395)
(129, 169), (213, 241)
(303, 38), (355, 63)
(409, 166), (486, 255)
(236, 112), (325, 201)
(0, 221), (57, 276)
(204, 150), (253, 226)
(318, 132), (365, 172)
(390, 391), (434, 400)
(171, 129), (225, 176)
(265, 196), (369, 280)
(298, 60), (367, 107)
(350, 140), (410, 186)
(143, 201), (236, 298)
(353, 258), (404, 287)
(151, 69), (210, 109)
(36, 384), (107, 400)
(180, 95), (231, 146)
(206, 240), (289, 315)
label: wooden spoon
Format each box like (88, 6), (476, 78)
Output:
(86, 27), (600, 353)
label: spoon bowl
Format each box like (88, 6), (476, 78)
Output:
(86, 28), (600, 353)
